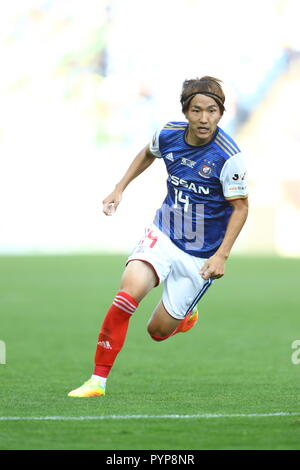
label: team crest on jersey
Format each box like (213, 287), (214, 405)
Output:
(199, 164), (212, 178)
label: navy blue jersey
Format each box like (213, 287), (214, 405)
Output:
(150, 121), (248, 258)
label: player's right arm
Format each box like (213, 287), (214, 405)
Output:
(103, 145), (156, 215)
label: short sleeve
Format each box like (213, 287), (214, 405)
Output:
(149, 127), (163, 158)
(220, 153), (248, 200)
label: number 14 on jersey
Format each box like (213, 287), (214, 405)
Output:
(173, 188), (190, 212)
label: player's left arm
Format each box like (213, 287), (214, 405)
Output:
(200, 198), (248, 280)
(200, 152), (248, 280)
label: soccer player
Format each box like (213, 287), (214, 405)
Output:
(68, 76), (248, 397)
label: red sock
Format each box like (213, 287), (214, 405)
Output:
(94, 291), (138, 378)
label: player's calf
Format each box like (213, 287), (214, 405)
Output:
(147, 306), (198, 341)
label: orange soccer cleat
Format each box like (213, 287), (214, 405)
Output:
(176, 306), (199, 333)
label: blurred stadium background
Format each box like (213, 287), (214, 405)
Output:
(1, 0), (300, 257)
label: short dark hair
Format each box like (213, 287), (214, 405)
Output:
(180, 76), (225, 114)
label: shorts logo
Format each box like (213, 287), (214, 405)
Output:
(199, 164), (212, 178)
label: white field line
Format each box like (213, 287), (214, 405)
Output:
(0, 412), (300, 421)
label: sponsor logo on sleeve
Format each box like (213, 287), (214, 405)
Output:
(228, 185), (247, 192)
(232, 172), (246, 181)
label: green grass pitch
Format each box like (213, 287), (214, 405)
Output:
(0, 254), (299, 450)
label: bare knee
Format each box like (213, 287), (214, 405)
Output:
(147, 302), (180, 340)
(120, 260), (157, 303)
(147, 323), (175, 340)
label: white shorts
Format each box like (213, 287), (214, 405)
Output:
(126, 224), (213, 320)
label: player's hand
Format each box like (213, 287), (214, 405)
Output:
(102, 188), (122, 216)
(199, 254), (226, 280)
